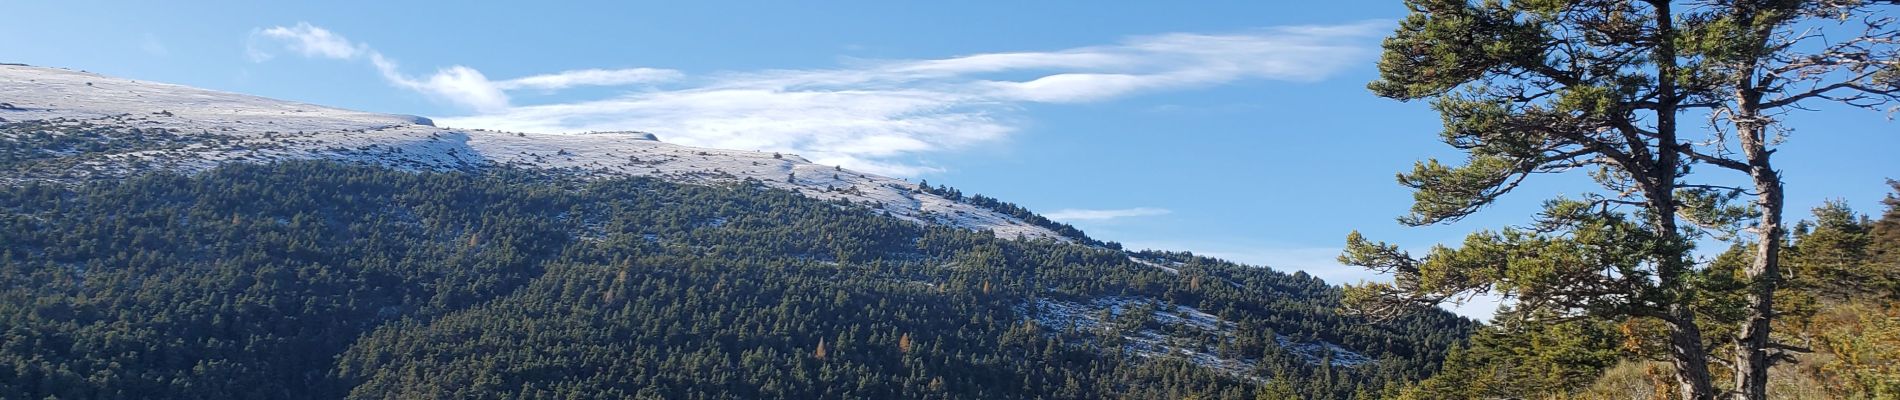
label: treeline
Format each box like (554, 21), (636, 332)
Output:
(0, 161), (1470, 399)
(915, 180), (1113, 249)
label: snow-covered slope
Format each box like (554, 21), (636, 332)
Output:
(1016, 295), (1373, 379)
(0, 65), (1066, 241)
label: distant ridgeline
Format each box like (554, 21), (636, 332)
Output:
(915, 180), (1111, 248)
(0, 160), (1472, 399)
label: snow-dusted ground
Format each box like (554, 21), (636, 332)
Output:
(1127, 256), (1182, 274)
(1017, 295), (1373, 377)
(0, 65), (1065, 241)
(1275, 334), (1372, 367)
(1018, 296), (1257, 377)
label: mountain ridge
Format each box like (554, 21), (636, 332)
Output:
(0, 63), (1477, 399)
(0, 64), (1069, 242)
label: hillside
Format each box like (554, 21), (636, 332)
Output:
(0, 65), (1475, 399)
(0, 64), (1067, 242)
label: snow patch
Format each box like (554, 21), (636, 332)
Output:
(1128, 256), (1181, 274)
(1018, 296), (1257, 377)
(1018, 296), (1373, 373)
(1274, 335), (1373, 367)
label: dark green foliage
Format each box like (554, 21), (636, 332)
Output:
(1785, 201), (1886, 299)
(1349, 1), (1900, 397)
(0, 120), (239, 179)
(1870, 180), (1900, 271)
(1393, 315), (1624, 399)
(915, 181), (1105, 247)
(0, 161), (1470, 399)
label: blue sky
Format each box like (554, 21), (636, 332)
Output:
(6, 1), (1897, 317)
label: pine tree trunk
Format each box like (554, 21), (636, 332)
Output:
(1732, 118), (1782, 400)
(1667, 305), (1720, 400)
(1645, 132), (1717, 400)
(1645, 9), (1717, 396)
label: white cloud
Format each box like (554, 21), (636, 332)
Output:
(254, 22), (362, 60)
(251, 23), (487, 110)
(1045, 207), (1173, 221)
(249, 21), (1388, 176)
(250, 23), (685, 114)
(495, 68), (683, 91)
(389, 65), (511, 113)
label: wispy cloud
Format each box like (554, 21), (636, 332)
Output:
(1045, 207), (1173, 222)
(247, 22), (679, 113)
(248, 21), (1388, 175)
(251, 23), (360, 61)
(494, 68), (683, 91)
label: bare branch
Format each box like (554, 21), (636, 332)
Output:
(1677, 143), (1753, 172)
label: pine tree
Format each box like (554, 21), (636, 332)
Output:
(1870, 180), (1900, 275)
(1787, 201), (1874, 298)
(1354, 1), (1900, 398)
(1255, 375), (1297, 400)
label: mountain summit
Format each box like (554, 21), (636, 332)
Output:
(0, 64), (1065, 241)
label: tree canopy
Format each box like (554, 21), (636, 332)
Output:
(1346, 1), (1898, 399)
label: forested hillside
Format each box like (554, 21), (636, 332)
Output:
(0, 161), (1472, 399)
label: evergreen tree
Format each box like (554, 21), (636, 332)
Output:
(1352, 1), (1898, 398)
